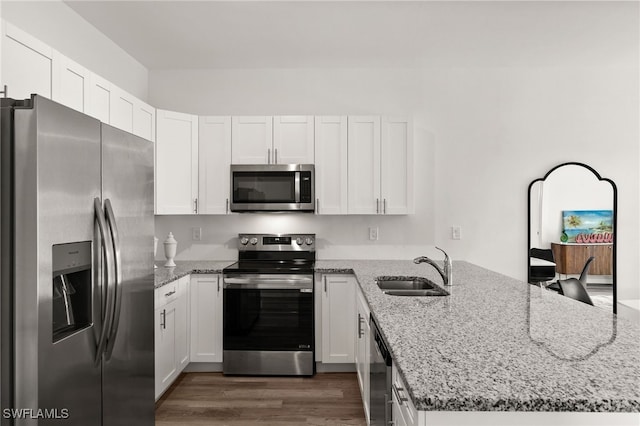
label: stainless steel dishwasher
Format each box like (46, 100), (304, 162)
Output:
(370, 315), (392, 426)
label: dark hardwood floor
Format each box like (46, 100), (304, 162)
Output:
(155, 372), (367, 425)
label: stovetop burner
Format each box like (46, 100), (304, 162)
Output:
(223, 260), (315, 275)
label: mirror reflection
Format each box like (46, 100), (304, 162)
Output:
(528, 163), (616, 313)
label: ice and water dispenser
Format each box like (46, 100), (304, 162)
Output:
(52, 241), (92, 342)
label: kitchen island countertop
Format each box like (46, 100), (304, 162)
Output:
(155, 259), (640, 412)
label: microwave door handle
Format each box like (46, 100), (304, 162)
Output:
(104, 199), (123, 361)
(295, 172), (301, 203)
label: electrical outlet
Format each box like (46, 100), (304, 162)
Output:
(192, 227), (202, 241)
(369, 227), (379, 241)
(451, 226), (461, 240)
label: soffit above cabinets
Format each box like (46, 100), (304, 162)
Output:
(63, 1), (638, 70)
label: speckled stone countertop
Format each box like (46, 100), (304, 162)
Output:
(154, 260), (234, 288)
(316, 260), (640, 412)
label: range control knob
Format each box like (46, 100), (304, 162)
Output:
(296, 237), (304, 245)
(240, 237), (249, 245)
(305, 237), (314, 245)
(250, 237), (259, 245)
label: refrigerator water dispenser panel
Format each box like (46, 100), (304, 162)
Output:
(52, 241), (92, 342)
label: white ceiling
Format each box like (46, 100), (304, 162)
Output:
(63, 1), (638, 70)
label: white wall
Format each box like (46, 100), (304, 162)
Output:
(1, 0), (148, 100)
(149, 65), (639, 301)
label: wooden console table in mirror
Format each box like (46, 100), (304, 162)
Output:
(551, 242), (613, 276)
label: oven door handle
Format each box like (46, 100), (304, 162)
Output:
(223, 276), (313, 289)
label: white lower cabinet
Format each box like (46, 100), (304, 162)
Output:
(190, 274), (223, 362)
(318, 274), (357, 363)
(154, 275), (190, 400)
(355, 286), (371, 423)
(392, 363), (419, 426)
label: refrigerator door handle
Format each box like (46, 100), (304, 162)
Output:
(104, 199), (123, 361)
(94, 197), (116, 365)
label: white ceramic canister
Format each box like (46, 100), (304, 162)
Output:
(163, 232), (177, 267)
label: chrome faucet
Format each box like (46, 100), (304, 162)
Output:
(414, 247), (452, 286)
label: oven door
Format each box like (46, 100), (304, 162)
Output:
(229, 164), (314, 212)
(222, 274), (315, 375)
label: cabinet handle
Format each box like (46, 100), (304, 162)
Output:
(316, 198), (319, 213)
(164, 290), (176, 297)
(384, 199), (387, 214)
(392, 384), (408, 405)
(194, 198), (198, 214)
(217, 276), (220, 293)
(268, 148), (271, 164)
(275, 148), (278, 164)
(226, 198), (229, 214)
(376, 198), (380, 214)
(323, 276), (327, 293)
(160, 309), (166, 329)
(357, 313), (363, 338)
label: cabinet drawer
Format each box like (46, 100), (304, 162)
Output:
(155, 280), (180, 308)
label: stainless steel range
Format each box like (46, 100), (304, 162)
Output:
(222, 233), (316, 376)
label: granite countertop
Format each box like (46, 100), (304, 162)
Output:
(316, 260), (640, 412)
(155, 259), (640, 412)
(154, 260), (235, 288)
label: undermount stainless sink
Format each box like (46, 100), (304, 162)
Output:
(375, 276), (449, 296)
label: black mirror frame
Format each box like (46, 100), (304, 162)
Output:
(527, 162), (617, 314)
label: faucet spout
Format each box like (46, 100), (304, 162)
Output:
(413, 247), (452, 286)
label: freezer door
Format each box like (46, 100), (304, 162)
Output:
(100, 124), (155, 426)
(13, 95), (102, 425)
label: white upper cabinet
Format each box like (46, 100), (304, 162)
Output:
(52, 52), (90, 113)
(231, 116), (273, 164)
(87, 73), (112, 124)
(381, 116), (413, 215)
(348, 116), (413, 215)
(1, 22), (53, 100)
(348, 116), (381, 214)
(199, 116), (232, 214)
(273, 115), (315, 164)
(314, 116), (348, 214)
(156, 109), (199, 215)
(133, 99), (156, 142)
(110, 85), (136, 133)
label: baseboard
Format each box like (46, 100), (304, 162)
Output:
(315, 362), (356, 373)
(184, 362), (223, 372)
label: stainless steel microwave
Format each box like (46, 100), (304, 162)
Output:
(230, 164), (315, 212)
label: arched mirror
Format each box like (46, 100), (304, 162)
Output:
(527, 162), (617, 313)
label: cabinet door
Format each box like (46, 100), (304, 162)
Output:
(156, 109), (199, 214)
(87, 73), (112, 123)
(321, 275), (356, 363)
(175, 278), (190, 372)
(348, 116), (381, 214)
(52, 51), (90, 113)
(110, 86), (135, 133)
(231, 116), (273, 164)
(190, 275), (223, 362)
(133, 100), (156, 142)
(314, 116), (348, 214)
(273, 115), (314, 164)
(381, 116), (413, 215)
(199, 116), (232, 214)
(590, 245), (613, 275)
(155, 303), (177, 399)
(355, 288), (371, 422)
(1, 22), (53, 100)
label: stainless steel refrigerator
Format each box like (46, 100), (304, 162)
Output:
(0, 95), (154, 425)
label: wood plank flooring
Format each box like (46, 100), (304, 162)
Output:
(155, 372), (367, 425)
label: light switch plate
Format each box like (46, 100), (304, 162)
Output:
(451, 226), (461, 240)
